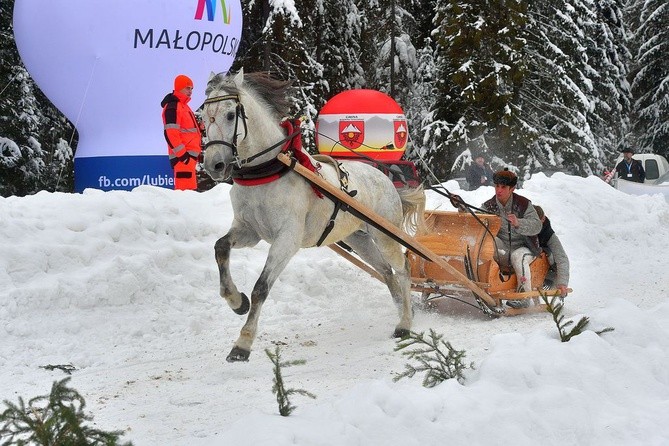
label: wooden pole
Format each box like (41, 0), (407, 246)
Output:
(277, 153), (498, 308)
(328, 244), (385, 283)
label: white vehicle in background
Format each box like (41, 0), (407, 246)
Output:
(611, 153), (669, 184)
(610, 153), (669, 202)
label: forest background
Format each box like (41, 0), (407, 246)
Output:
(1, 0), (667, 197)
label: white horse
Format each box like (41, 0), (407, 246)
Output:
(202, 69), (427, 362)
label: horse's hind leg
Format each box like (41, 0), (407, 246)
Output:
(227, 235), (301, 362)
(214, 224), (260, 315)
(342, 230), (412, 338)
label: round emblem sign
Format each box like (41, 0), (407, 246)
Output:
(316, 90), (408, 161)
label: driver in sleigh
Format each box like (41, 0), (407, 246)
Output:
(480, 169), (543, 308)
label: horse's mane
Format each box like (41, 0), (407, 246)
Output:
(207, 71), (293, 118)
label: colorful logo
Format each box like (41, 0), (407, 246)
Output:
(339, 120), (365, 150)
(394, 120), (408, 150)
(195, 0), (231, 24)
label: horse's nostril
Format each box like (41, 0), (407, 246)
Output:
(214, 162), (225, 171)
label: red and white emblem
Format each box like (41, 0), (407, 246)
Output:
(339, 120), (365, 150)
(394, 120), (408, 150)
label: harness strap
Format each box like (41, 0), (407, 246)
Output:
(313, 156), (356, 247)
(231, 157), (291, 185)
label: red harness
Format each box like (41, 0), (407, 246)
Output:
(232, 119), (323, 197)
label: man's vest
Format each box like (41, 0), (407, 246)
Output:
(483, 193), (541, 255)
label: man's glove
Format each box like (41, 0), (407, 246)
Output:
(449, 194), (467, 212)
(170, 153), (197, 168)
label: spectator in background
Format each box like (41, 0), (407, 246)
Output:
(161, 74), (202, 191)
(615, 147), (645, 183)
(533, 205), (570, 298)
(466, 154), (494, 190)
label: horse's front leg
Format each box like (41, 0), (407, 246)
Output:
(215, 225), (260, 315)
(227, 236), (301, 362)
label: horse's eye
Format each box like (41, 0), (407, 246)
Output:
(226, 111), (235, 121)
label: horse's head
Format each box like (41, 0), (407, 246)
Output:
(202, 69), (294, 182)
(202, 69), (247, 182)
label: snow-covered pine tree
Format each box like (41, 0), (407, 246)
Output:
(425, 0), (527, 180)
(626, 0), (669, 159)
(231, 0), (325, 127)
(313, 0), (366, 97)
(585, 0), (632, 170)
(405, 39), (439, 180)
(360, 0), (420, 104)
(0, 0), (76, 196)
(519, 0), (600, 177)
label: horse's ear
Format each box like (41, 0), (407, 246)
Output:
(208, 71), (216, 82)
(233, 68), (244, 87)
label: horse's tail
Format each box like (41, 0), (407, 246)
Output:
(398, 185), (430, 236)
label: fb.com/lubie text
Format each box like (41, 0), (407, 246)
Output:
(98, 175), (174, 188)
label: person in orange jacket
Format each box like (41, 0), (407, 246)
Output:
(161, 74), (202, 190)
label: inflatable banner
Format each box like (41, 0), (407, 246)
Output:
(13, 0), (242, 192)
(316, 90), (408, 161)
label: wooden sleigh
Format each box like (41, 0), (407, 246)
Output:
(407, 210), (569, 316)
(278, 153), (568, 317)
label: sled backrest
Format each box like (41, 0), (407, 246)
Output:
(409, 211), (501, 283)
(420, 211), (500, 259)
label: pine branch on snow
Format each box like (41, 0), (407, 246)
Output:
(393, 329), (473, 387)
(541, 292), (614, 342)
(265, 346), (316, 417)
(0, 377), (132, 445)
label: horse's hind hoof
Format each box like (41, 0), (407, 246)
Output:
(233, 293), (250, 315)
(226, 346), (250, 362)
(393, 328), (411, 339)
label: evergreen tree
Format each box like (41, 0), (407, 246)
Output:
(519, 0), (605, 177)
(313, 0), (366, 98)
(232, 0), (326, 148)
(426, 0), (527, 180)
(405, 39), (439, 179)
(362, 0), (420, 100)
(587, 0), (631, 169)
(627, 0), (669, 159)
(0, 0), (76, 196)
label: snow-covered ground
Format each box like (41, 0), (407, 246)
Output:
(1, 173), (668, 445)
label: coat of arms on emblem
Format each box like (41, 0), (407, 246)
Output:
(339, 120), (365, 150)
(394, 120), (408, 150)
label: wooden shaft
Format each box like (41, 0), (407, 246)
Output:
(278, 153), (497, 307)
(328, 244), (385, 283)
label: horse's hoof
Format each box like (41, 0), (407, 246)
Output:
(393, 327), (411, 338)
(233, 293), (250, 315)
(226, 346), (250, 362)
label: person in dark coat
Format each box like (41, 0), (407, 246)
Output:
(533, 205), (570, 297)
(615, 147), (645, 183)
(466, 155), (494, 190)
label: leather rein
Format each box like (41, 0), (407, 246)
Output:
(203, 94), (300, 170)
